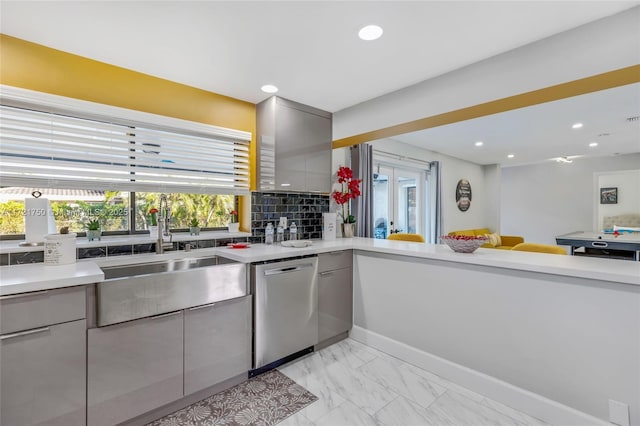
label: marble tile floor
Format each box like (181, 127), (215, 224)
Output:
(277, 338), (550, 426)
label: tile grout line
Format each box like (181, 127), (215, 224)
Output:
(369, 392), (401, 422)
(311, 399), (349, 425)
(356, 348), (447, 413)
(479, 396), (551, 426)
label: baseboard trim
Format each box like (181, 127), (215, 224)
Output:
(350, 326), (608, 426)
(315, 330), (350, 351)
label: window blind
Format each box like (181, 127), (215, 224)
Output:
(0, 101), (250, 195)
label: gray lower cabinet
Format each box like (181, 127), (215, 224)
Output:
(1, 319), (87, 426)
(318, 251), (353, 342)
(0, 287), (86, 335)
(184, 295), (252, 395)
(1, 287), (87, 426)
(87, 311), (184, 426)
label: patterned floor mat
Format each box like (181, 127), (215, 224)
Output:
(147, 369), (317, 426)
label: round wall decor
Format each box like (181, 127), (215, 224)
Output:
(456, 179), (472, 212)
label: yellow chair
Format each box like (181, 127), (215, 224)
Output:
(387, 233), (425, 243)
(511, 243), (567, 255)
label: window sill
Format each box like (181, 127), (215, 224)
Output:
(0, 230), (252, 254)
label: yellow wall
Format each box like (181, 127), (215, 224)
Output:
(0, 34), (257, 228)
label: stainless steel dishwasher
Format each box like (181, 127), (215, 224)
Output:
(251, 255), (318, 374)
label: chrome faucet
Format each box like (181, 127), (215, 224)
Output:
(156, 194), (174, 254)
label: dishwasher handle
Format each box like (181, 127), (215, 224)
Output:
(264, 263), (315, 276)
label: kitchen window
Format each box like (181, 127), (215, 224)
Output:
(0, 188), (235, 238)
(133, 192), (235, 231)
(0, 85), (249, 238)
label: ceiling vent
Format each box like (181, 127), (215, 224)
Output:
(626, 115), (640, 122)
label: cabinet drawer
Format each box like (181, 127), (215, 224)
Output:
(0, 286), (86, 335)
(318, 250), (352, 273)
(1, 319), (86, 426)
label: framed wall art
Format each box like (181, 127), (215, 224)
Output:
(456, 179), (472, 212)
(600, 187), (617, 204)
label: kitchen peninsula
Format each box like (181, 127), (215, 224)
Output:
(1, 238), (638, 426)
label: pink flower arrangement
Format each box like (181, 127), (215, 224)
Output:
(332, 166), (361, 224)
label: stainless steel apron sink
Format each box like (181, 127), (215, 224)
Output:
(97, 256), (246, 326)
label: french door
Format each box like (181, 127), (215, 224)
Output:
(373, 164), (425, 239)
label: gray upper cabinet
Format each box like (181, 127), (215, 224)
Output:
(257, 96), (332, 193)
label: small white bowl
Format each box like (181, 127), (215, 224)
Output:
(281, 240), (313, 248)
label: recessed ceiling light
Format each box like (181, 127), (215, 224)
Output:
(507, 154), (515, 158)
(474, 141), (483, 147)
(261, 84), (278, 94)
(556, 156), (573, 164)
(572, 123), (583, 129)
(589, 142), (598, 147)
(358, 25), (383, 41)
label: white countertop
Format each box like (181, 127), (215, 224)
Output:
(1, 237), (638, 295)
(218, 238), (640, 286)
(0, 261), (104, 295)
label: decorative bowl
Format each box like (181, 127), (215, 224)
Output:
(440, 235), (488, 253)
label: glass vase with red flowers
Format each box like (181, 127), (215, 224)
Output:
(148, 208), (159, 226)
(148, 208), (159, 238)
(227, 209), (240, 233)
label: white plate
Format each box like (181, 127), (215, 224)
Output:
(281, 240), (313, 248)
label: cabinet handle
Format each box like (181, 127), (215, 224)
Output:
(264, 263), (314, 276)
(328, 251), (346, 255)
(1, 327), (50, 340)
(319, 271), (334, 276)
(0, 290), (49, 301)
(151, 311), (182, 320)
(188, 302), (216, 311)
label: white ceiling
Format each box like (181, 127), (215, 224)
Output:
(1, 1), (639, 166)
(393, 83), (640, 167)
